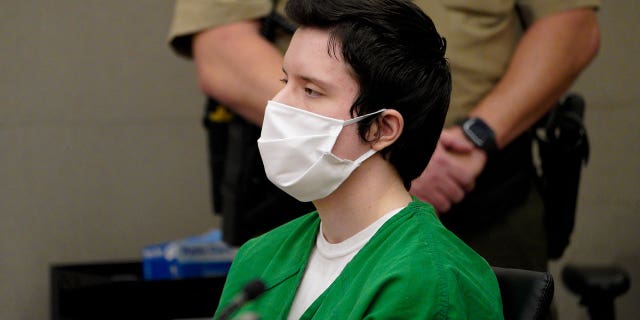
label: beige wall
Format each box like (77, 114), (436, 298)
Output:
(0, 1), (637, 319)
(0, 1), (215, 319)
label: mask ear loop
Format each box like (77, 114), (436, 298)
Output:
(343, 109), (386, 126)
(344, 109), (386, 165)
(352, 148), (378, 164)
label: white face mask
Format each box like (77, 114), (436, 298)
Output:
(257, 100), (385, 202)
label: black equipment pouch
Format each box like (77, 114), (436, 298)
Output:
(534, 93), (590, 260)
(511, 8), (589, 260)
(201, 0), (313, 246)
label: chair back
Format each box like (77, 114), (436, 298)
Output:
(493, 267), (554, 320)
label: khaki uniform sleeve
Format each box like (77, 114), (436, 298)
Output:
(167, 0), (272, 58)
(517, 0), (601, 26)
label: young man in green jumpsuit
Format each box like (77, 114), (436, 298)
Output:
(213, 1), (503, 319)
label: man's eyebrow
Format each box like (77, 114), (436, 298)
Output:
(301, 75), (333, 89)
(281, 67), (334, 90)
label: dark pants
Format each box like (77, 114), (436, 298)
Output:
(448, 184), (548, 271)
(441, 134), (549, 272)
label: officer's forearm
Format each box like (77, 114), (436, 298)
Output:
(469, 8), (600, 148)
(193, 20), (284, 126)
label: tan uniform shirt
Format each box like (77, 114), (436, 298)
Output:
(168, 0), (599, 124)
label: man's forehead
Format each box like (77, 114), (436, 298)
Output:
(283, 27), (353, 85)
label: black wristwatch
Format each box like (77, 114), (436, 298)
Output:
(458, 117), (497, 152)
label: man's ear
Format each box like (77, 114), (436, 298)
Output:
(368, 109), (403, 151)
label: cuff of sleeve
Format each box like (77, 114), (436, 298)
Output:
(517, 0), (600, 26)
(167, 0), (272, 57)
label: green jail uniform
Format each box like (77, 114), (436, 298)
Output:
(214, 199), (503, 319)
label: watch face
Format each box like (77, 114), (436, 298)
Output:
(463, 118), (496, 151)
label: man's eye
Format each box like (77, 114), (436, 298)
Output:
(305, 87), (319, 97)
(279, 78), (288, 84)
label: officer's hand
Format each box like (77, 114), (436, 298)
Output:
(410, 127), (487, 214)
